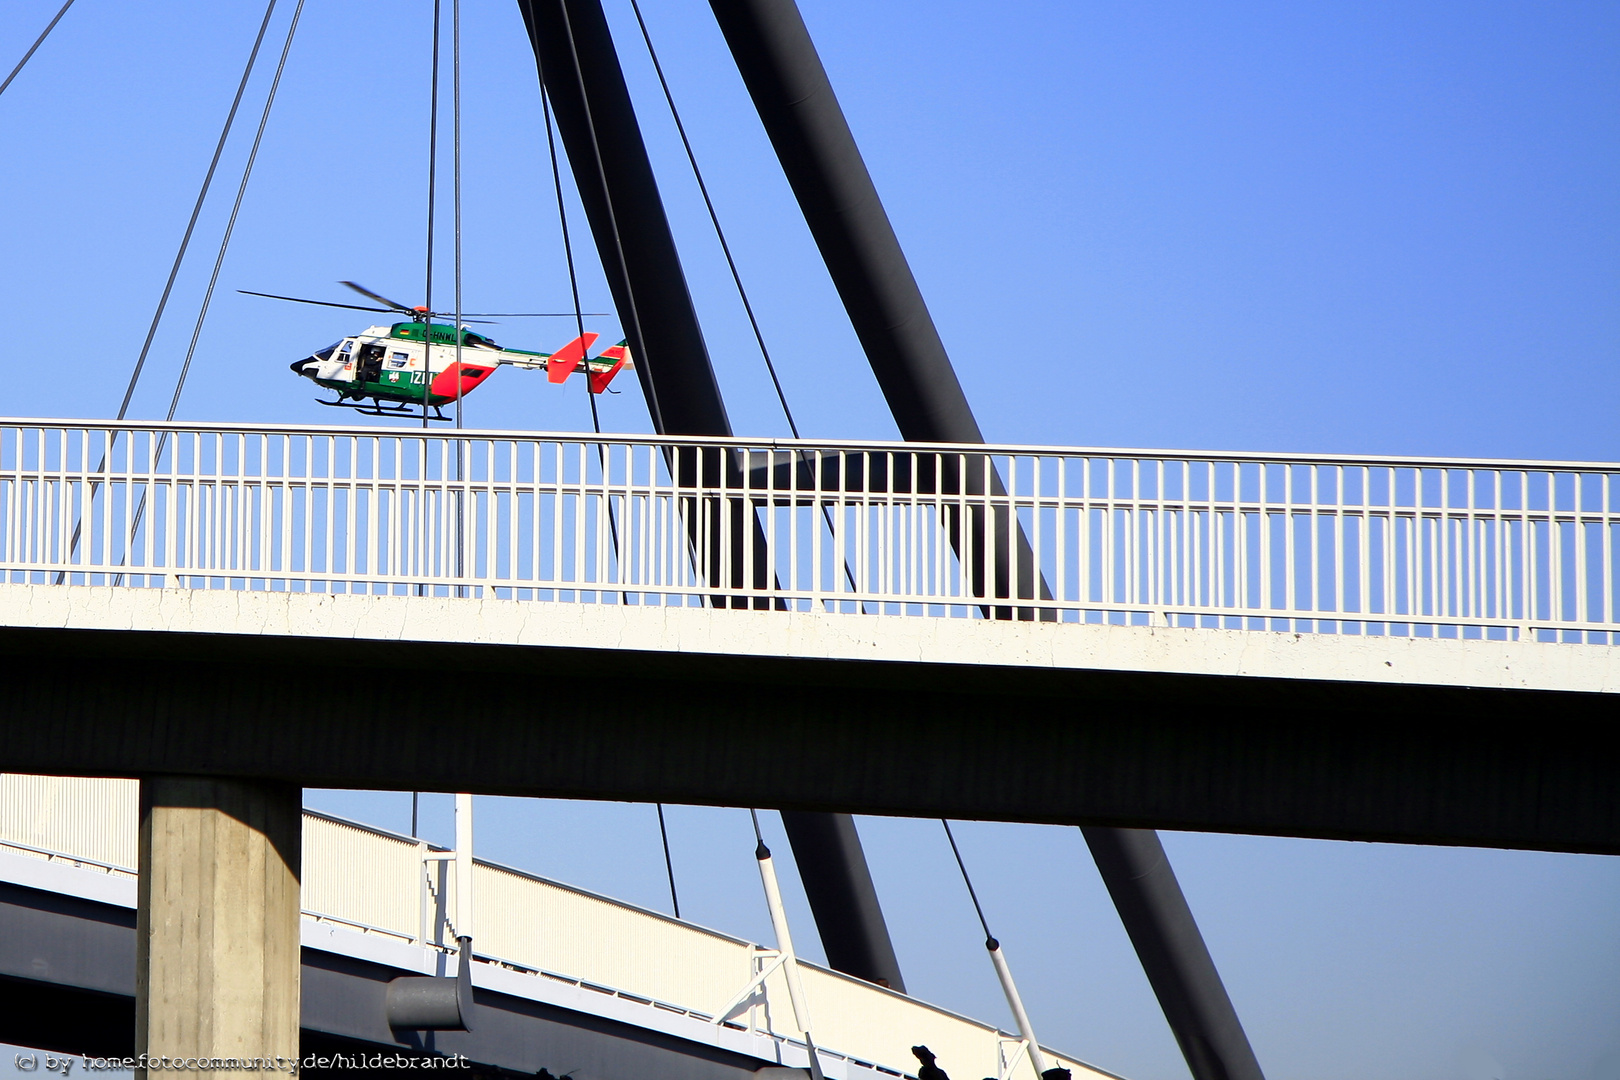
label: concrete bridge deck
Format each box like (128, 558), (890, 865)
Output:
(2, 581), (1615, 854)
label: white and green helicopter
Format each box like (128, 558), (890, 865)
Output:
(243, 282), (631, 420)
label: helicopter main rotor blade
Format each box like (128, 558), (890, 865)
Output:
(456, 311), (613, 318)
(340, 280), (416, 313)
(242, 287), (605, 324)
(238, 289), (392, 313)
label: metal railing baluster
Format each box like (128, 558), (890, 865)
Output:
(1, 419), (1615, 640)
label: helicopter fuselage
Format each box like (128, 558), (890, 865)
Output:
(292, 322), (534, 408)
(290, 319), (631, 418)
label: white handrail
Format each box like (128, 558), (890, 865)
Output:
(2, 418), (1615, 642)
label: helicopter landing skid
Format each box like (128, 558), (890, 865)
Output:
(317, 398), (451, 422)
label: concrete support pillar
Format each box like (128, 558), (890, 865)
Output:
(136, 777), (302, 1071)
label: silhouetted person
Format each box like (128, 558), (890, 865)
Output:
(911, 1045), (951, 1080)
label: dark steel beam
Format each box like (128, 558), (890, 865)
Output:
(779, 811), (906, 992)
(703, 1), (1265, 1073)
(707, 0), (977, 443)
(516, 0), (726, 436)
(1083, 829), (1264, 1080)
(515, 0), (905, 992)
(707, 0), (1044, 617)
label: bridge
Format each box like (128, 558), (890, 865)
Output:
(0, 775), (1116, 1080)
(1, 0), (1614, 1075)
(2, 415), (1616, 1077)
(3, 416), (1615, 1077)
(3, 416), (1615, 850)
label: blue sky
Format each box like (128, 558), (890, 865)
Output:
(2, 1), (1617, 1078)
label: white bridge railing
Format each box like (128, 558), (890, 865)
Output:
(2, 418), (1616, 642)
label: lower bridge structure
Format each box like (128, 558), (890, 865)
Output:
(1, 418), (1617, 1074)
(0, 776), (1108, 1079)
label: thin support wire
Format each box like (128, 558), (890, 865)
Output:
(452, 0), (466, 593)
(105, 0), (307, 589)
(117, 0), (281, 421)
(624, 0), (797, 437)
(422, 0), (443, 431)
(416, 0), (443, 603)
(537, 86), (597, 436)
(452, 0), (464, 431)
(552, 0), (662, 434)
(0, 0), (76, 98)
(749, 807), (767, 854)
(942, 819), (995, 945)
(624, 0), (861, 606)
(56, 0), (279, 583)
(656, 803), (680, 918)
(165, 0), (307, 421)
(535, 53), (623, 592)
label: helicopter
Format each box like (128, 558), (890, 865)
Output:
(243, 281), (632, 420)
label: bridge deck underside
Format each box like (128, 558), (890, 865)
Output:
(0, 585), (1614, 854)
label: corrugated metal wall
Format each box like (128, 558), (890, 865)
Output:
(473, 860), (754, 1012)
(301, 811), (421, 938)
(0, 775), (1105, 1080)
(0, 774), (137, 869)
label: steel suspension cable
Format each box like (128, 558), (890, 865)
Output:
(624, 0), (799, 438)
(0, 0), (77, 100)
(452, 0), (464, 431)
(101, 0), (307, 590)
(451, 0), (467, 597)
(164, 0), (307, 422)
(412, 0), (445, 799)
(57, 0), (280, 583)
(116, 0), (280, 421)
(552, 0), (662, 434)
(534, 39), (625, 596)
(624, 3), (862, 605)
(538, 82), (600, 438)
(941, 819), (995, 944)
(942, 819), (1054, 1076)
(422, 0), (443, 430)
(656, 804), (680, 918)
(749, 808), (766, 853)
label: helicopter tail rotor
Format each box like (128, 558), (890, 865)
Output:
(588, 341), (633, 394)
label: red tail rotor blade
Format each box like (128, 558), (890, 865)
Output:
(588, 357), (627, 395)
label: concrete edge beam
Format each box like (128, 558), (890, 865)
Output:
(2, 584), (1614, 695)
